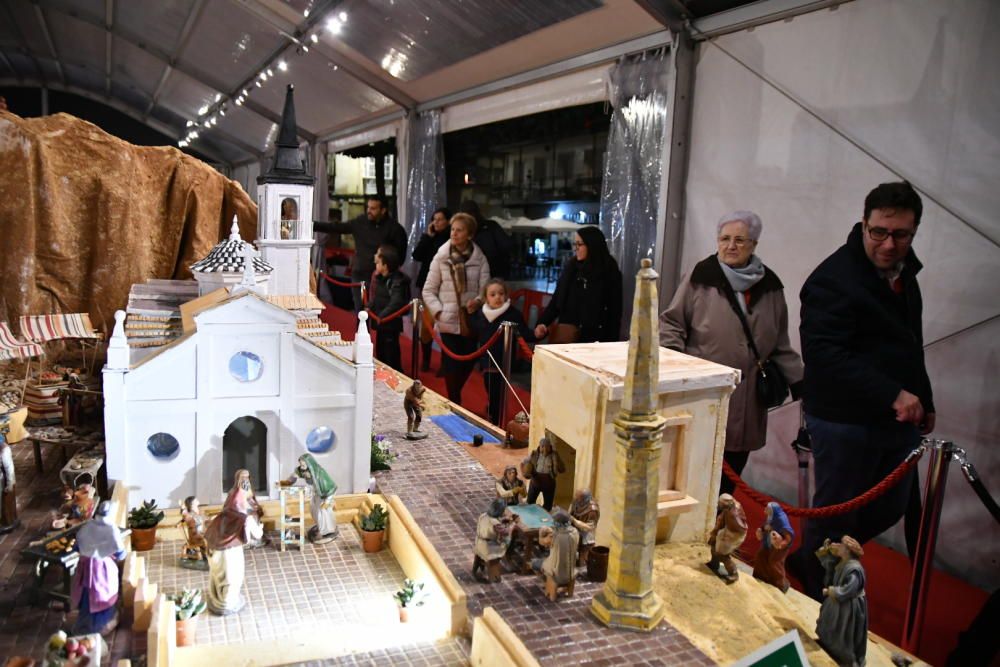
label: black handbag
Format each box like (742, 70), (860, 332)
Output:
(724, 289), (790, 409)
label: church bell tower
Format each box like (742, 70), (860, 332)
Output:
(255, 84), (314, 296)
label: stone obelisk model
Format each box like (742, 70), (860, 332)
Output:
(591, 258), (666, 631)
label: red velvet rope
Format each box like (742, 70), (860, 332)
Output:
(420, 307), (504, 361)
(319, 271), (364, 289)
(722, 447), (924, 518)
(518, 337), (534, 360)
(366, 302), (411, 326)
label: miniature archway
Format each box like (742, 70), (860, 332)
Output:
(222, 416), (268, 495)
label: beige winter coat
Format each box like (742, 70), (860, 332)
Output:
(422, 240), (491, 335)
(659, 255), (803, 452)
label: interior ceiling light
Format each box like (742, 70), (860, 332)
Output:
(197, 105), (209, 115)
(267, 68), (273, 77)
(235, 97), (244, 105)
(214, 93), (222, 102)
(339, 11), (347, 21)
(243, 88), (250, 96)
(255, 80), (262, 88)
(278, 60), (288, 72)
(219, 106), (226, 116)
(327, 18), (342, 34)
(186, 120), (194, 127)
(310, 33), (319, 43)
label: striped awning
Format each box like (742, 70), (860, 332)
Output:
(19, 313), (100, 342)
(0, 322), (44, 359)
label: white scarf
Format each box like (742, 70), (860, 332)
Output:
(482, 300), (511, 323)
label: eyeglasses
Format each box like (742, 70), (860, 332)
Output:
(865, 223), (915, 243)
(718, 236), (751, 247)
(573, 242), (586, 248)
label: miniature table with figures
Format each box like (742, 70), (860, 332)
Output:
(508, 504), (554, 574)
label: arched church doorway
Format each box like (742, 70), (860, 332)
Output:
(223, 416), (267, 495)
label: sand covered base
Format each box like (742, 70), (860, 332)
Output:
(653, 542), (922, 666)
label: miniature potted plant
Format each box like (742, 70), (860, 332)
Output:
(394, 579), (427, 623)
(128, 499), (165, 551)
(169, 588), (207, 647)
(359, 502), (388, 553)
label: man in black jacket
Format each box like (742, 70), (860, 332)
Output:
(459, 200), (512, 279)
(796, 181), (935, 600)
(315, 196), (407, 313)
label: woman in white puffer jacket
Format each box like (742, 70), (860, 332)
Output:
(422, 212), (491, 404)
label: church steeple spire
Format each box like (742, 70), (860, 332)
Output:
(258, 84), (313, 185)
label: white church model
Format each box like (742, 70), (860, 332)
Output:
(103, 85), (374, 507)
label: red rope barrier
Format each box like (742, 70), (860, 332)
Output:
(518, 337), (534, 360)
(319, 271), (364, 289)
(366, 302), (411, 326)
(420, 307), (504, 361)
(722, 447), (924, 518)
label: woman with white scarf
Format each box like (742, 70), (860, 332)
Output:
(470, 278), (535, 425)
(659, 210), (803, 494)
(423, 213), (491, 404)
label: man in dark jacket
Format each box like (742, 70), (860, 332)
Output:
(315, 196), (407, 313)
(796, 181), (934, 600)
(369, 245), (410, 373)
(459, 200), (512, 279)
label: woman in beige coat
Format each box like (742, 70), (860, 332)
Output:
(422, 213), (491, 403)
(659, 211), (803, 494)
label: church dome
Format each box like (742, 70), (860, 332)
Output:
(190, 222), (274, 274)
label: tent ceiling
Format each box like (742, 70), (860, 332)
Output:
(0, 0), (770, 166)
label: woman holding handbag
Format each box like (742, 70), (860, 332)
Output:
(422, 212), (491, 404)
(534, 225), (623, 344)
(659, 210), (803, 494)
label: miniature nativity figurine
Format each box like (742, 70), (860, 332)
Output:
(707, 493), (748, 583)
(286, 453), (339, 544)
(473, 498), (515, 583)
(179, 495), (209, 570)
(505, 410), (529, 449)
(58, 371), (86, 428)
(533, 509), (579, 600)
(0, 418), (19, 534)
(59, 474), (98, 528)
(71, 500), (126, 635)
(569, 488), (600, 567)
(496, 465), (527, 506)
(524, 437), (566, 511)
(816, 536), (868, 667)
(404, 380), (428, 440)
(204, 469), (266, 615)
(752, 501), (794, 592)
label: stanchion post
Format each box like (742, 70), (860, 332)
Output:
(410, 299), (421, 379)
(360, 282), (367, 308)
(902, 438), (953, 654)
(498, 322), (515, 426)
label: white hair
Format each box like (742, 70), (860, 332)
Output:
(717, 210), (763, 241)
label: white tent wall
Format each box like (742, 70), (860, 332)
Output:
(679, 0), (1000, 589)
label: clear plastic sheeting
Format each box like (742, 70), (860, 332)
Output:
(599, 52), (672, 329)
(404, 110), (446, 258)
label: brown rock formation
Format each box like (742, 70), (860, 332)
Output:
(0, 110), (257, 332)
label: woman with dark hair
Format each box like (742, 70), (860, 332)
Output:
(534, 226), (623, 343)
(412, 207), (452, 370)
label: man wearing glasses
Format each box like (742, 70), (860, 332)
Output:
(796, 181), (934, 600)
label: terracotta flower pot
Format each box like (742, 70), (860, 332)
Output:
(361, 528), (384, 553)
(131, 526), (158, 552)
(398, 606), (408, 623)
(176, 613), (201, 647)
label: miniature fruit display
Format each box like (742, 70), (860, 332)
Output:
(44, 630), (98, 666)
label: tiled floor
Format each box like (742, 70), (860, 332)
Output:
(369, 380), (714, 667)
(0, 368), (712, 666)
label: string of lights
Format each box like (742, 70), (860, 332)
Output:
(178, 6), (349, 149)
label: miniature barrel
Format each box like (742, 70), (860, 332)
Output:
(587, 546), (610, 582)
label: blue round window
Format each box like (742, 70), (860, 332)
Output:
(306, 426), (335, 454)
(147, 432), (180, 460)
(229, 351), (263, 382)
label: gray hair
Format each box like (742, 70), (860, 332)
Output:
(487, 498), (507, 518)
(717, 210), (762, 241)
